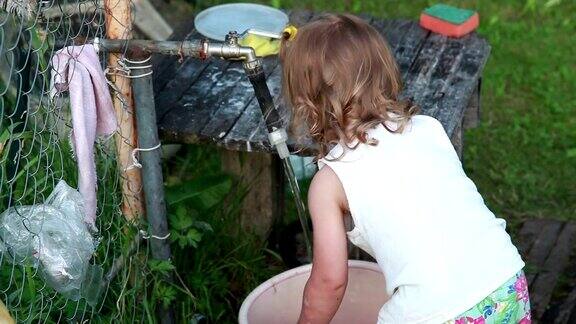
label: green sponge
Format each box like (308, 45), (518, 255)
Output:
(420, 4), (480, 38)
(423, 4), (476, 25)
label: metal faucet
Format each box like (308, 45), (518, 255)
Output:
(205, 31), (260, 69)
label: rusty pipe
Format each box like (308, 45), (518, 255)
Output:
(92, 37), (257, 63)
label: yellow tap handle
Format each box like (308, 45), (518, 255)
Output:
(238, 25), (298, 57)
(283, 25), (298, 41)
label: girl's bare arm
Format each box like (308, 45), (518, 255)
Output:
(298, 166), (349, 324)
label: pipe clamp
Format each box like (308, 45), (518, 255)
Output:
(268, 128), (290, 159)
(268, 128), (288, 145)
(243, 58), (262, 72)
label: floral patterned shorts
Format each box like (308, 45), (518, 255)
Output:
(446, 270), (531, 324)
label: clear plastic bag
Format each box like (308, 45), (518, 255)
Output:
(0, 180), (96, 301)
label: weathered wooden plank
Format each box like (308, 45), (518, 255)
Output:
(199, 57), (278, 141)
(463, 79), (481, 129)
(450, 119), (464, 159)
(530, 222), (576, 320)
(524, 220), (564, 285)
(358, 12), (375, 24)
(517, 219), (551, 257)
(233, 104), (317, 156)
(220, 101), (269, 152)
(373, 19), (409, 50)
(158, 58), (234, 142)
(370, 18), (391, 38)
(401, 32), (489, 138)
(555, 284), (576, 323)
(229, 101), (316, 156)
(154, 58), (219, 120)
(432, 36), (490, 137)
(372, 19), (430, 81)
(394, 23), (430, 79)
(411, 35), (468, 133)
(221, 64), (284, 152)
(400, 32), (448, 109)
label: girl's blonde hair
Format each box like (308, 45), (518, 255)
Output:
(280, 14), (418, 158)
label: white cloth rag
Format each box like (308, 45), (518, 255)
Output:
(50, 44), (117, 230)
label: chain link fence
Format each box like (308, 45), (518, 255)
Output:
(0, 1), (161, 322)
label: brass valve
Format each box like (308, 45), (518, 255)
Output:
(225, 31), (240, 46)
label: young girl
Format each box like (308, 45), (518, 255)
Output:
(280, 14), (530, 324)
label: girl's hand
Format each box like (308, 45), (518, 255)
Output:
(298, 166), (349, 324)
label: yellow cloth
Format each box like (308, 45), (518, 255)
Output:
(238, 34), (281, 57)
(0, 299), (15, 324)
(238, 25), (298, 57)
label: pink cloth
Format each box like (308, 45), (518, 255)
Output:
(50, 45), (117, 230)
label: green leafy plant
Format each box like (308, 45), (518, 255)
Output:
(155, 146), (286, 322)
(169, 205), (213, 248)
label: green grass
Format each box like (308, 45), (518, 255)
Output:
(463, 1), (576, 226)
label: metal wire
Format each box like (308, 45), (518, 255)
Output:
(0, 1), (150, 322)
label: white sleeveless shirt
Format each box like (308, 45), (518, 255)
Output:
(318, 115), (524, 323)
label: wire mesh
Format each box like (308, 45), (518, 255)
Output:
(0, 0), (152, 322)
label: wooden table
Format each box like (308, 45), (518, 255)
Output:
(152, 11), (491, 236)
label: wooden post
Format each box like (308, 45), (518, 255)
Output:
(454, 78), (482, 161)
(463, 79), (481, 129)
(104, 0), (145, 221)
(450, 119), (464, 160)
(221, 151), (284, 239)
(0, 297), (15, 324)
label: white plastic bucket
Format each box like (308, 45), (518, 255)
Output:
(239, 260), (388, 324)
